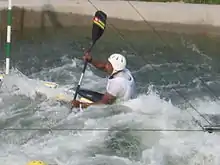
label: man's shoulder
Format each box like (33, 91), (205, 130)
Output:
(124, 68), (135, 80)
(124, 68), (131, 73)
(108, 68), (135, 84)
(109, 76), (124, 84)
(125, 68), (134, 76)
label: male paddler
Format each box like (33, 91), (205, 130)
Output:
(71, 52), (136, 108)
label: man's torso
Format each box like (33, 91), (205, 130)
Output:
(106, 68), (136, 101)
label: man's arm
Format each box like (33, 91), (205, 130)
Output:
(89, 59), (108, 73)
(80, 92), (116, 108)
(83, 52), (108, 73)
(82, 79), (122, 108)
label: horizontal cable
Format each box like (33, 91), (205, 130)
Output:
(0, 127), (208, 132)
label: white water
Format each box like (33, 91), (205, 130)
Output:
(0, 56), (220, 165)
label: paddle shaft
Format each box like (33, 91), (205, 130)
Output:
(73, 42), (96, 100)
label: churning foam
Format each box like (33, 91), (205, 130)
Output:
(1, 57), (220, 165)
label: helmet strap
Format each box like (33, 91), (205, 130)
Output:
(109, 70), (123, 79)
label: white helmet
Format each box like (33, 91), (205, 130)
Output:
(108, 53), (126, 72)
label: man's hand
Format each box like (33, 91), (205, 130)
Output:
(83, 52), (92, 63)
(71, 100), (91, 109)
(71, 100), (81, 108)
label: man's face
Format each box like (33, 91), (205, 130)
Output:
(105, 61), (113, 75)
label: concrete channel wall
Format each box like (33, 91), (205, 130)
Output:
(0, 0), (220, 34)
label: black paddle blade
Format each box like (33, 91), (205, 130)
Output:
(92, 10), (107, 43)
